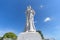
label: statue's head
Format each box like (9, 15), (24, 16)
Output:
(26, 5), (35, 15)
(27, 5), (32, 10)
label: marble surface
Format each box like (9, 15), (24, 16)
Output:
(17, 32), (42, 40)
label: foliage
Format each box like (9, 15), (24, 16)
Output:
(3, 32), (17, 39)
(36, 30), (44, 39)
(0, 37), (3, 40)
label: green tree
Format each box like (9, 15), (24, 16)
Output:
(3, 32), (17, 39)
(0, 37), (3, 40)
(36, 30), (44, 39)
(0, 37), (2, 40)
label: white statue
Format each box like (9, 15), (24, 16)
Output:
(25, 6), (36, 32)
(17, 6), (43, 40)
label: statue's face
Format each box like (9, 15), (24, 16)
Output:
(26, 6), (35, 17)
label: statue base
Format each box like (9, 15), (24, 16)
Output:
(17, 32), (43, 40)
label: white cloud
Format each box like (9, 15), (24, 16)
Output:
(40, 5), (44, 8)
(44, 17), (51, 22)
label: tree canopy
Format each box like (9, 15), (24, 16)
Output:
(3, 32), (17, 39)
(36, 30), (44, 39)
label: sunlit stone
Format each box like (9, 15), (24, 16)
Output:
(17, 6), (43, 40)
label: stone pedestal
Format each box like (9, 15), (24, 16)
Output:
(17, 32), (42, 40)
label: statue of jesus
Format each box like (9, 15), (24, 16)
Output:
(25, 6), (36, 32)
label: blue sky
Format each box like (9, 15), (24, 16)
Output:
(0, 0), (60, 40)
